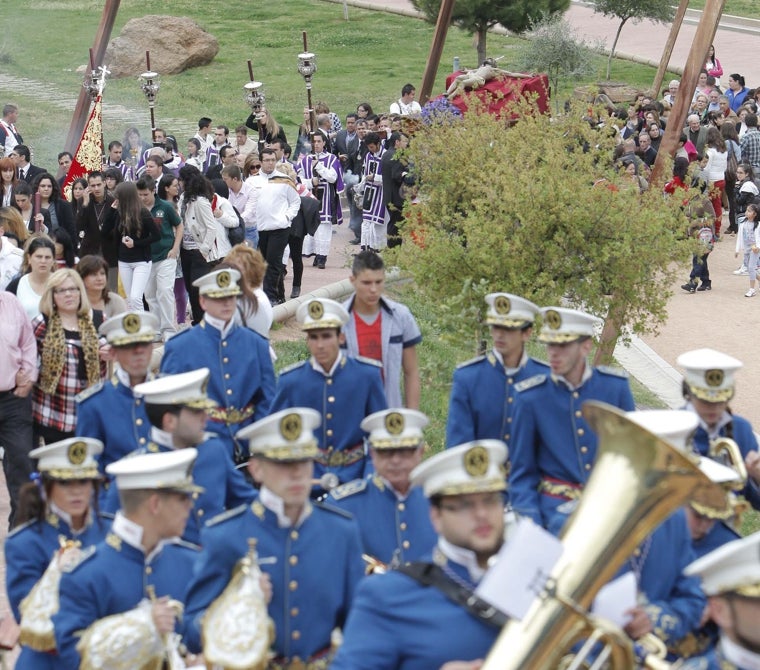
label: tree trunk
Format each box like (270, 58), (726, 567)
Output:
(476, 27), (487, 66)
(606, 17), (629, 80)
(593, 299), (626, 367)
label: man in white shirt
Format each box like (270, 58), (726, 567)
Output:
(389, 84), (422, 116)
(250, 148), (301, 303)
(222, 164), (258, 247)
(0, 104), (22, 157)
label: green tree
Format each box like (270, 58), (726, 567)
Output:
(591, 0), (675, 80)
(410, 0), (570, 67)
(390, 103), (694, 361)
(514, 15), (597, 114)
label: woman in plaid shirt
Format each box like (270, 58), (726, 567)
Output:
(31, 269), (106, 447)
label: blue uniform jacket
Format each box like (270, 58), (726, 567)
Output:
(5, 512), (111, 670)
(75, 375), (152, 473)
(331, 553), (500, 670)
(271, 355), (387, 484)
(328, 474), (437, 565)
(509, 368), (635, 534)
(184, 500), (364, 660)
(52, 534), (199, 669)
(160, 321), (276, 455)
(446, 352), (549, 447)
(101, 436), (255, 545)
(617, 509), (706, 649)
(690, 412), (760, 510)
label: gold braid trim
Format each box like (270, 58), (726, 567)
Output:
(39, 313), (101, 395)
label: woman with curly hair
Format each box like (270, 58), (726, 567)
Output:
(32, 172), (75, 240)
(101, 181), (159, 311)
(31, 269), (106, 446)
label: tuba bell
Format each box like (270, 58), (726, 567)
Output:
(201, 538), (274, 670)
(481, 402), (725, 670)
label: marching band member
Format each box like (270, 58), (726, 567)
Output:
(331, 440), (509, 669)
(271, 298), (387, 489)
(677, 348), (760, 511)
(102, 368), (255, 545)
(53, 450), (202, 668)
(75, 310), (159, 477)
(684, 532), (760, 669)
(161, 267), (276, 463)
(328, 408), (437, 565)
(5, 437), (109, 669)
(446, 292), (548, 449)
(183, 407), (364, 667)
(509, 307), (635, 535)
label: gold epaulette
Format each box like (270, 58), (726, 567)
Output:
(330, 478), (368, 500)
(205, 503), (248, 528)
(75, 381), (105, 403)
(515, 375), (547, 392)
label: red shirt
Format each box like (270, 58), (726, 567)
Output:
(354, 311), (383, 380)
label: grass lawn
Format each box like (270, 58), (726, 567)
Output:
(1, 0), (673, 171)
(688, 0), (760, 18)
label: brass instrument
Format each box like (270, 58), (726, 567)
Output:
(481, 402), (724, 670)
(202, 538), (274, 670)
(689, 438), (751, 527)
(708, 437), (748, 491)
(19, 537), (83, 652)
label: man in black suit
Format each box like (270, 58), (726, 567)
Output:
(205, 145), (236, 181)
(11, 145), (45, 183)
(381, 132), (413, 249)
(335, 115), (362, 244)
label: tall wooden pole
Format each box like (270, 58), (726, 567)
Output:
(64, 0), (121, 154)
(419, 0), (456, 105)
(651, 0), (690, 96)
(650, 0), (726, 186)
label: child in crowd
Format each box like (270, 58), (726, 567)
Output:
(741, 203), (760, 297)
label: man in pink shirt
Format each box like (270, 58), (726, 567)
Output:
(0, 292), (38, 528)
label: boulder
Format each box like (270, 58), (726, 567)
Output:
(104, 15), (218, 78)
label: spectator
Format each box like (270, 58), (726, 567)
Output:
(6, 235), (56, 320)
(76, 254), (127, 319)
(31, 269), (106, 446)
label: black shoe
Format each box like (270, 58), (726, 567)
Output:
(317, 257), (326, 269)
(290, 286), (301, 299)
(681, 281), (697, 293)
(697, 281), (712, 291)
(312, 256), (319, 266)
(349, 238), (361, 245)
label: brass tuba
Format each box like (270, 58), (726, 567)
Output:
(481, 401), (725, 670)
(708, 437), (748, 490)
(202, 538), (274, 670)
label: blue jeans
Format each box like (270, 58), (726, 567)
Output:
(690, 253), (710, 283)
(244, 226), (259, 249)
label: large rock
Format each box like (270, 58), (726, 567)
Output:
(104, 15), (218, 78)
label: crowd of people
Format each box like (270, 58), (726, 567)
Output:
(1, 76), (760, 670)
(606, 47), (760, 299)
